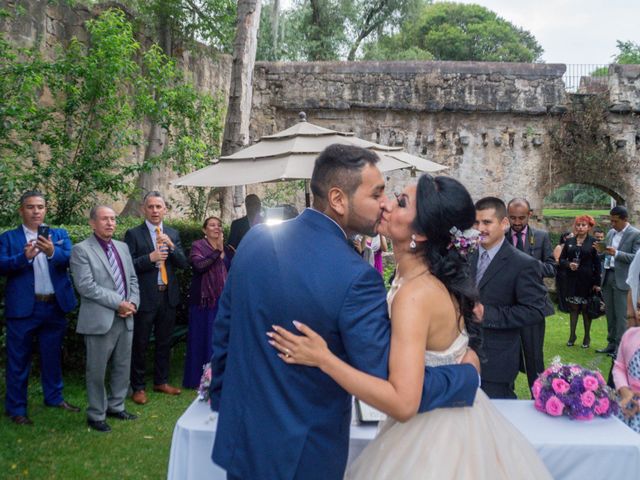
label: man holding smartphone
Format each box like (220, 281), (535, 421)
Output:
(0, 191), (80, 425)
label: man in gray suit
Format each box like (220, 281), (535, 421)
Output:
(597, 206), (640, 354)
(70, 206), (140, 432)
(506, 198), (556, 394)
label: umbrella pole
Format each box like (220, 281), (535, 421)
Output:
(304, 179), (311, 207)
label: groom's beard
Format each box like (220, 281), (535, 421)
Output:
(347, 210), (382, 237)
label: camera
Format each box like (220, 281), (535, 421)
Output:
(37, 224), (50, 238)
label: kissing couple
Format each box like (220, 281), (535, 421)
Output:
(209, 144), (551, 479)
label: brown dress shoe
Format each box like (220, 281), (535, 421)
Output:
(49, 400), (81, 413)
(153, 384), (181, 395)
(9, 415), (33, 425)
(132, 390), (148, 405)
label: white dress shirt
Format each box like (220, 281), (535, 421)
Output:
(23, 225), (55, 295)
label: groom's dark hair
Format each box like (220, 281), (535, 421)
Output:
(311, 144), (379, 208)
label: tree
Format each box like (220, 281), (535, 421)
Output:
(0, 9), (224, 224)
(614, 40), (640, 64)
(257, 0), (421, 61)
(363, 2), (543, 62)
(218, 0), (262, 220)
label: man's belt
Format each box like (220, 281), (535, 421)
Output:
(35, 293), (56, 303)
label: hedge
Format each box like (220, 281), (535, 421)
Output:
(0, 218), (230, 373)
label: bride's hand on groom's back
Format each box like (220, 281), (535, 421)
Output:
(267, 321), (330, 367)
(461, 349), (481, 374)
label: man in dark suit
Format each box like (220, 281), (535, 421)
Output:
(472, 197), (547, 399)
(70, 206), (140, 432)
(506, 198), (556, 394)
(227, 194), (263, 250)
(210, 144), (480, 480)
(124, 192), (188, 404)
(597, 206), (640, 354)
(0, 191), (80, 425)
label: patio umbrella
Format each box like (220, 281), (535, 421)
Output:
(172, 112), (447, 204)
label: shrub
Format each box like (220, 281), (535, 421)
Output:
(0, 219), (226, 372)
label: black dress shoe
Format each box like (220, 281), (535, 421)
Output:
(87, 419), (111, 432)
(596, 345), (616, 354)
(49, 400), (81, 413)
(8, 415), (33, 426)
(106, 410), (138, 421)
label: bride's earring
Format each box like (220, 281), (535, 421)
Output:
(410, 234), (417, 250)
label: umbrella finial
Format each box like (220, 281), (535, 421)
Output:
(298, 111), (307, 122)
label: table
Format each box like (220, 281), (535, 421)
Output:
(168, 399), (640, 480)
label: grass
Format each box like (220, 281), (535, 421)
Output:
(543, 208), (609, 218)
(0, 311), (614, 479)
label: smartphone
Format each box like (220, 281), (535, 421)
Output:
(37, 224), (50, 238)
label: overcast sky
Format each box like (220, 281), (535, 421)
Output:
(453, 0), (638, 65)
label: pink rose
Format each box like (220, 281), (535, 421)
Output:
(594, 397), (610, 414)
(552, 378), (570, 395)
(595, 371), (606, 384)
(570, 366), (581, 375)
(581, 390), (596, 408)
(542, 368), (554, 377)
(532, 379), (543, 399)
(545, 396), (565, 416)
(534, 397), (544, 412)
(583, 375), (599, 391)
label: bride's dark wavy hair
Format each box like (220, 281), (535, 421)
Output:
(412, 174), (483, 355)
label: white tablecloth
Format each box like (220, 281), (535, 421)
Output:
(168, 399), (640, 480)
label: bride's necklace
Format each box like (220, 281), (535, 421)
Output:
(393, 268), (430, 288)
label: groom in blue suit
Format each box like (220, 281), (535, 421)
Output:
(0, 191), (79, 425)
(210, 145), (479, 479)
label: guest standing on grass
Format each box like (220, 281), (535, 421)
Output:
(559, 215), (601, 349)
(70, 206), (140, 432)
(125, 191), (188, 405)
(183, 216), (235, 389)
(0, 191), (80, 426)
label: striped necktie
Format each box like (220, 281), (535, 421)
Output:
(156, 227), (168, 285)
(476, 251), (491, 286)
(107, 243), (126, 298)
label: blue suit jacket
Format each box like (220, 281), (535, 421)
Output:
(0, 226), (77, 318)
(210, 209), (478, 480)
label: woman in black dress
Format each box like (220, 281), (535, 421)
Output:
(559, 215), (601, 348)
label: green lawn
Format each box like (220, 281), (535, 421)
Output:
(0, 311), (614, 478)
(543, 208), (609, 218)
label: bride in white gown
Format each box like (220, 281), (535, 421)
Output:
(270, 174), (552, 480)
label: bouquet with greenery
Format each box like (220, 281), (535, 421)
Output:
(532, 359), (618, 420)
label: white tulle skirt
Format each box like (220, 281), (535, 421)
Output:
(345, 390), (552, 480)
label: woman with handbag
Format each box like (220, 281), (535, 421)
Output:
(559, 215), (602, 348)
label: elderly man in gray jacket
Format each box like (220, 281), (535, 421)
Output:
(70, 206), (140, 432)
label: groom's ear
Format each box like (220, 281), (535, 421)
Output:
(327, 187), (347, 216)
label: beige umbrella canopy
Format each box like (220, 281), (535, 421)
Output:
(172, 113), (447, 203)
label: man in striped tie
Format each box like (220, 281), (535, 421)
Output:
(70, 206), (140, 432)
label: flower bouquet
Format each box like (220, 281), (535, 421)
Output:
(532, 359), (618, 420)
(197, 362), (212, 402)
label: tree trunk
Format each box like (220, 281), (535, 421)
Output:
(121, 5), (173, 217)
(219, 0), (262, 222)
(271, 0), (280, 54)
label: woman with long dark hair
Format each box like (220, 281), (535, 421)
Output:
(182, 216), (235, 388)
(269, 175), (551, 479)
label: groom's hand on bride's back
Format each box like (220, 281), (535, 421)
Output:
(461, 349), (481, 374)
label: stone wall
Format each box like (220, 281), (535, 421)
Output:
(250, 61), (640, 219)
(0, 0), (232, 215)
